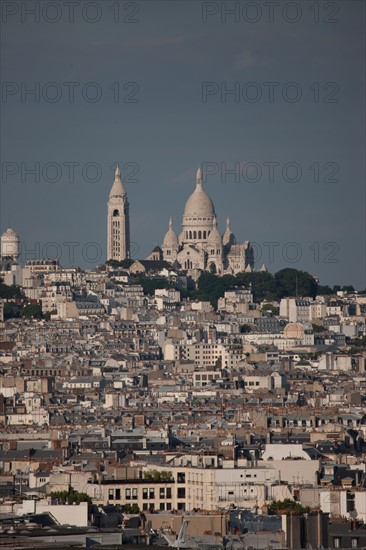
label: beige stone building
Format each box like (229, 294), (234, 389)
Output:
(161, 168), (254, 274)
(107, 165), (130, 261)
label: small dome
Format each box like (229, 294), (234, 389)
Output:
(183, 168), (215, 219)
(109, 165), (127, 198)
(163, 218), (178, 248)
(207, 216), (222, 246)
(2, 227), (19, 239)
(222, 218), (236, 246)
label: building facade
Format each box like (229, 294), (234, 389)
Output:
(161, 168), (254, 274)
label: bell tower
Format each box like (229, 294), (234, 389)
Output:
(107, 165), (130, 261)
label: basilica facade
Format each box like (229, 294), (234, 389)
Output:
(107, 165), (254, 274)
(161, 168), (254, 275)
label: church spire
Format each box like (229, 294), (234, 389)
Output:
(196, 167), (202, 187)
(109, 164), (126, 198)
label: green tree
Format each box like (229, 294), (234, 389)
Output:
(124, 503), (140, 514)
(20, 304), (43, 319)
(194, 272), (228, 308)
(0, 280), (23, 299)
(311, 323), (326, 333)
(136, 276), (170, 296)
(50, 488), (92, 505)
(269, 499), (310, 514)
(274, 268), (318, 298)
(240, 324), (252, 334)
(350, 336), (366, 348)
(3, 302), (20, 319)
(317, 285), (333, 295)
(236, 272), (278, 302)
(262, 303), (279, 315)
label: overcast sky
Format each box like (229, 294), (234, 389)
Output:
(1, 0), (365, 288)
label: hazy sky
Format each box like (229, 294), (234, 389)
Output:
(1, 0), (365, 288)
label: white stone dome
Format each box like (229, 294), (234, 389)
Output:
(183, 168), (215, 220)
(163, 218), (178, 248)
(207, 217), (222, 246)
(3, 227), (19, 238)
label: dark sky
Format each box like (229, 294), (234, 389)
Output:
(1, 0), (365, 288)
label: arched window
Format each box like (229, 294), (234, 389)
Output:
(193, 231), (197, 239)
(203, 231), (206, 239)
(113, 209), (119, 217)
(189, 231), (192, 239)
(198, 231), (202, 239)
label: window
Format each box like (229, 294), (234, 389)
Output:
(160, 488), (165, 499)
(143, 488), (148, 500)
(333, 538), (340, 548)
(166, 502), (172, 511)
(143, 503), (148, 511)
(160, 503), (165, 511)
(352, 539), (358, 548)
(149, 488), (155, 499)
(108, 489), (114, 500)
(177, 472), (185, 483)
(125, 488), (131, 500)
(177, 488), (186, 498)
(347, 491), (355, 512)
(166, 487), (172, 499)
(115, 488), (121, 500)
(132, 488), (138, 500)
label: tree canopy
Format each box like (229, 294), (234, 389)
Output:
(269, 499), (310, 514)
(106, 259), (134, 269)
(50, 488), (92, 505)
(0, 280), (23, 299)
(191, 268), (320, 308)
